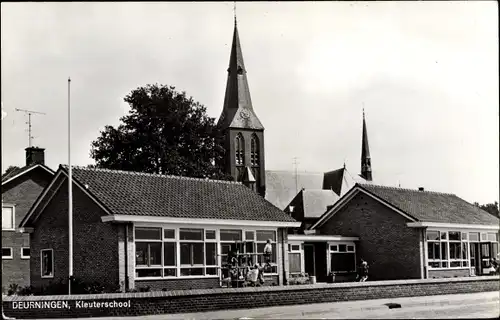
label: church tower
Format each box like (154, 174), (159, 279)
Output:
(217, 17), (266, 196)
(360, 110), (373, 181)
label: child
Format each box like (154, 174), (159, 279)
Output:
(357, 259), (369, 282)
(263, 239), (273, 268)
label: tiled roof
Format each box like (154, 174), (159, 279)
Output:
(265, 170), (323, 210)
(2, 164), (54, 184)
(60, 166), (296, 223)
(359, 184), (500, 225)
(302, 189), (339, 218)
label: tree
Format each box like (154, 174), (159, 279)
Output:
(479, 202), (499, 218)
(4, 165), (21, 175)
(90, 84), (232, 181)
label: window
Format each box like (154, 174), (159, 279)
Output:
(250, 135), (260, 166)
(330, 243), (356, 273)
(135, 227), (163, 278)
(288, 243), (302, 274)
(41, 249), (54, 278)
(427, 230), (468, 269)
(21, 247), (30, 259)
(2, 248), (13, 259)
(235, 134), (244, 166)
(180, 228), (206, 276)
(256, 230), (277, 273)
(2, 206), (15, 230)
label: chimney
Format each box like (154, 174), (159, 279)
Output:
(418, 187), (424, 191)
(25, 147), (45, 166)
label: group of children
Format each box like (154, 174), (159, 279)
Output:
(225, 239), (273, 286)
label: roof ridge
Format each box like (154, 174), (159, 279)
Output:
(358, 183), (456, 196)
(60, 165), (241, 185)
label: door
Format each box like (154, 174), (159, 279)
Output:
(304, 244), (315, 276)
(470, 243), (480, 276)
(480, 242), (491, 273)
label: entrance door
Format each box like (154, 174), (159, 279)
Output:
(470, 243), (480, 276)
(480, 242), (491, 273)
(304, 244), (315, 276)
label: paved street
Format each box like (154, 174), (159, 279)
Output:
(45, 291), (499, 320)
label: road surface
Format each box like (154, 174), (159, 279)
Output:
(44, 291), (499, 320)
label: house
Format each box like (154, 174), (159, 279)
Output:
(286, 183), (499, 282)
(20, 165), (301, 292)
(2, 147), (54, 292)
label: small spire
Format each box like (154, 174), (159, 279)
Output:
(234, 1), (237, 26)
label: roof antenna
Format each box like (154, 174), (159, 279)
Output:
(15, 108), (47, 148)
(293, 157), (299, 195)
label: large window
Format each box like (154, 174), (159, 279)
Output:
(235, 134), (244, 166)
(427, 230), (468, 269)
(134, 227), (277, 279)
(330, 244), (356, 273)
(41, 249), (54, 278)
(2, 206), (15, 230)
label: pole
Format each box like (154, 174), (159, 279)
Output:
(28, 113), (32, 147)
(68, 77), (73, 295)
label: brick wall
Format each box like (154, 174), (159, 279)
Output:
(429, 269), (471, 278)
(30, 179), (120, 290)
(3, 276), (498, 319)
(319, 192), (422, 280)
(2, 170), (53, 292)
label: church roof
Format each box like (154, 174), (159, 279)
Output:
(217, 20), (264, 131)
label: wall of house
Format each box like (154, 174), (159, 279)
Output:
(318, 192), (422, 280)
(4, 276), (498, 319)
(2, 171), (52, 292)
(30, 181), (120, 290)
(428, 269), (471, 279)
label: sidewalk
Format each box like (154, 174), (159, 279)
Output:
(42, 291), (500, 320)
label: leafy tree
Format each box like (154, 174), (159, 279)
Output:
(3, 165), (21, 175)
(479, 202), (499, 218)
(90, 84), (232, 181)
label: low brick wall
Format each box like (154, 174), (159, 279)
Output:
(3, 276), (499, 319)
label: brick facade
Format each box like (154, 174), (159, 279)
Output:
(3, 276), (498, 319)
(428, 269), (471, 279)
(2, 170), (52, 292)
(30, 181), (121, 290)
(318, 192), (422, 280)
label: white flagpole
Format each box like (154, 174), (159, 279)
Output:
(68, 77), (73, 295)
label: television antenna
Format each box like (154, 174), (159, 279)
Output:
(292, 157), (300, 194)
(15, 108), (46, 148)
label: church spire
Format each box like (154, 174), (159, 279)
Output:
(361, 109), (372, 181)
(217, 14), (264, 130)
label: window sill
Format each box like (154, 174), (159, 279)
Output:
(21, 257), (30, 260)
(41, 275), (54, 279)
(2, 257), (13, 260)
(2, 229), (15, 232)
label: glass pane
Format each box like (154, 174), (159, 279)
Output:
(462, 260), (468, 267)
(136, 269), (161, 277)
(339, 245), (347, 252)
(256, 230), (276, 242)
(331, 253), (356, 272)
(461, 243), (468, 260)
(426, 231), (439, 241)
(449, 231), (460, 241)
(164, 268), (176, 277)
(347, 245), (354, 252)
(450, 243), (461, 259)
(492, 243), (499, 258)
(488, 233), (497, 242)
(2, 207), (13, 229)
(427, 243), (434, 259)
(450, 261), (461, 268)
(245, 242), (254, 254)
(461, 232), (468, 240)
(22, 248), (30, 257)
(164, 242), (176, 266)
(220, 230), (242, 241)
(206, 243), (217, 265)
(291, 245), (300, 251)
(221, 244), (231, 255)
(135, 227), (161, 240)
(135, 243), (148, 266)
(2, 248), (11, 257)
(193, 243), (204, 265)
(434, 243), (441, 259)
(441, 243), (447, 259)
(206, 267), (218, 275)
(481, 233), (487, 241)
(149, 243), (162, 265)
(180, 229), (203, 241)
(441, 232), (447, 240)
(180, 268), (204, 276)
(469, 232), (479, 242)
(180, 243), (191, 265)
(441, 262), (448, 268)
(245, 231), (254, 241)
(206, 230), (216, 240)
(164, 229), (175, 239)
(289, 253), (301, 273)
(330, 245), (338, 252)
(429, 261), (440, 268)
(257, 243), (265, 254)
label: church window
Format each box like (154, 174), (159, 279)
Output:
(235, 134), (244, 166)
(250, 135), (259, 167)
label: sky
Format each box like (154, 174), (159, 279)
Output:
(1, 1), (498, 205)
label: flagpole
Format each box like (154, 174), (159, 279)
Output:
(68, 77), (73, 295)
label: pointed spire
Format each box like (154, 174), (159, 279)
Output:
(217, 13), (264, 130)
(233, 1), (237, 26)
(361, 109), (372, 181)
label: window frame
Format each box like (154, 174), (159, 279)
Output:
(2, 247), (13, 260)
(288, 242), (303, 275)
(21, 247), (30, 259)
(2, 204), (15, 231)
(328, 242), (356, 274)
(40, 249), (54, 278)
